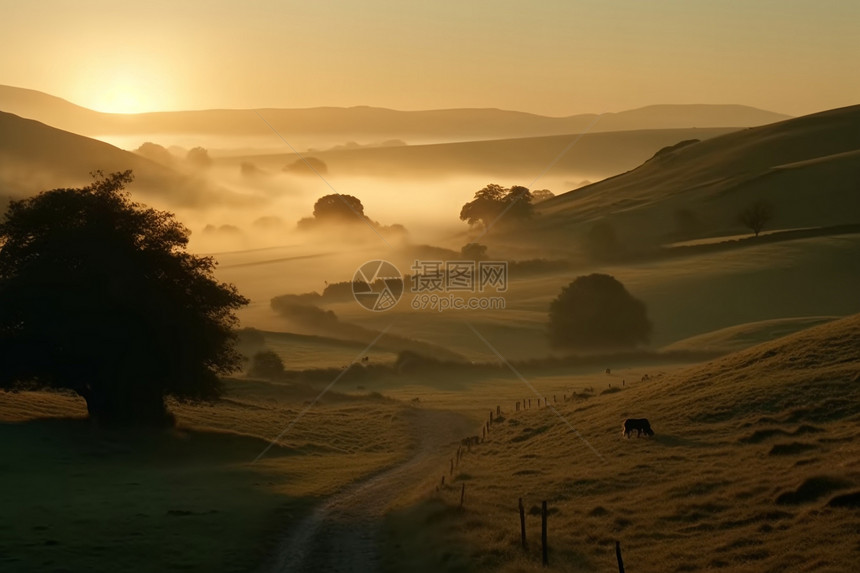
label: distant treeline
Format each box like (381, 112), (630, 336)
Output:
(254, 348), (724, 386)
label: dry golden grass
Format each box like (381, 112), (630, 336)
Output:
(381, 314), (860, 572)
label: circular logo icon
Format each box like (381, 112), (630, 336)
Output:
(352, 260), (404, 312)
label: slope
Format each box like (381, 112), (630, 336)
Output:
(384, 314), (860, 572)
(0, 111), (246, 207)
(533, 105), (860, 248)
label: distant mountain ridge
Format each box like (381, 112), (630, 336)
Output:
(0, 84), (790, 142)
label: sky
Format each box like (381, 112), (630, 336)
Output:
(1, 0), (858, 116)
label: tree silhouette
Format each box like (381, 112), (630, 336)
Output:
(0, 171), (248, 427)
(248, 350), (286, 380)
(738, 200), (774, 237)
(548, 274), (651, 350)
(460, 242), (488, 260)
(532, 189), (555, 203)
(186, 146), (212, 169)
(312, 194), (365, 221)
(459, 184), (534, 229)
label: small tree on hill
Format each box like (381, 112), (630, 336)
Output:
(248, 350), (286, 380)
(738, 200), (773, 237)
(0, 171), (248, 427)
(186, 146), (212, 169)
(548, 274), (651, 350)
(460, 242), (488, 260)
(532, 189), (555, 203)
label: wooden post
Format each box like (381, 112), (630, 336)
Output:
(541, 501), (548, 567)
(519, 497), (527, 550)
(482, 426), (486, 441)
(528, 399), (531, 408)
(489, 410), (493, 425)
(553, 394), (557, 403)
(441, 475), (445, 486)
(459, 483), (466, 507)
(516, 401), (520, 412)
(615, 541), (625, 573)
(497, 405), (501, 417)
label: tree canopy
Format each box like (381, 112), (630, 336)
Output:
(459, 183), (534, 229)
(548, 274), (651, 350)
(0, 171), (248, 426)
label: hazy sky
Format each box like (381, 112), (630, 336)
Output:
(2, 0), (858, 116)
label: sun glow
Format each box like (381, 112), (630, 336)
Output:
(84, 69), (161, 114)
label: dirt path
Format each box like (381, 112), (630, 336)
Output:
(263, 407), (474, 573)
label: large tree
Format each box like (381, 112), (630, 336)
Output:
(548, 274), (651, 350)
(459, 184), (534, 229)
(0, 171), (248, 426)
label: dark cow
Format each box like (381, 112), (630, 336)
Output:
(622, 418), (654, 438)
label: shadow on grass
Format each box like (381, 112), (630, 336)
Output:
(0, 417), (312, 573)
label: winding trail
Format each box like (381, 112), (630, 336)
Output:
(263, 407), (474, 573)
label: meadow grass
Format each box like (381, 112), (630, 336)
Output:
(379, 315), (860, 572)
(0, 379), (414, 572)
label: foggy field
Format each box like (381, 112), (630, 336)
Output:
(2, 8), (860, 570)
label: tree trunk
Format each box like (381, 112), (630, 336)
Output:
(79, 383), (173, 428)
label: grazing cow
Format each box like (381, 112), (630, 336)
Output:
(622, 418), (654, 438)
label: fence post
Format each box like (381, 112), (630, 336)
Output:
(541, 500), (548, 567)
(441, 475), (445, 486)
(615, 541), (625, 573)
(497, 405), (501, 417)
(459, 483), (466, 508)
(519, 497), (527, 550)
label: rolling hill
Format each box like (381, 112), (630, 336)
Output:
(228, 127), (739, 179)
(0, 85), (790, 144)
(531, 105), (860, 248)
(0, 111), (248, 207)
(385, 313), (860, 572)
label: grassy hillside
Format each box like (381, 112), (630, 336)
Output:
(382, 314), (860, 572)
(532, 105), (860, 248)
(229, 127), (737, 179)
(0, 111), (245, 207)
